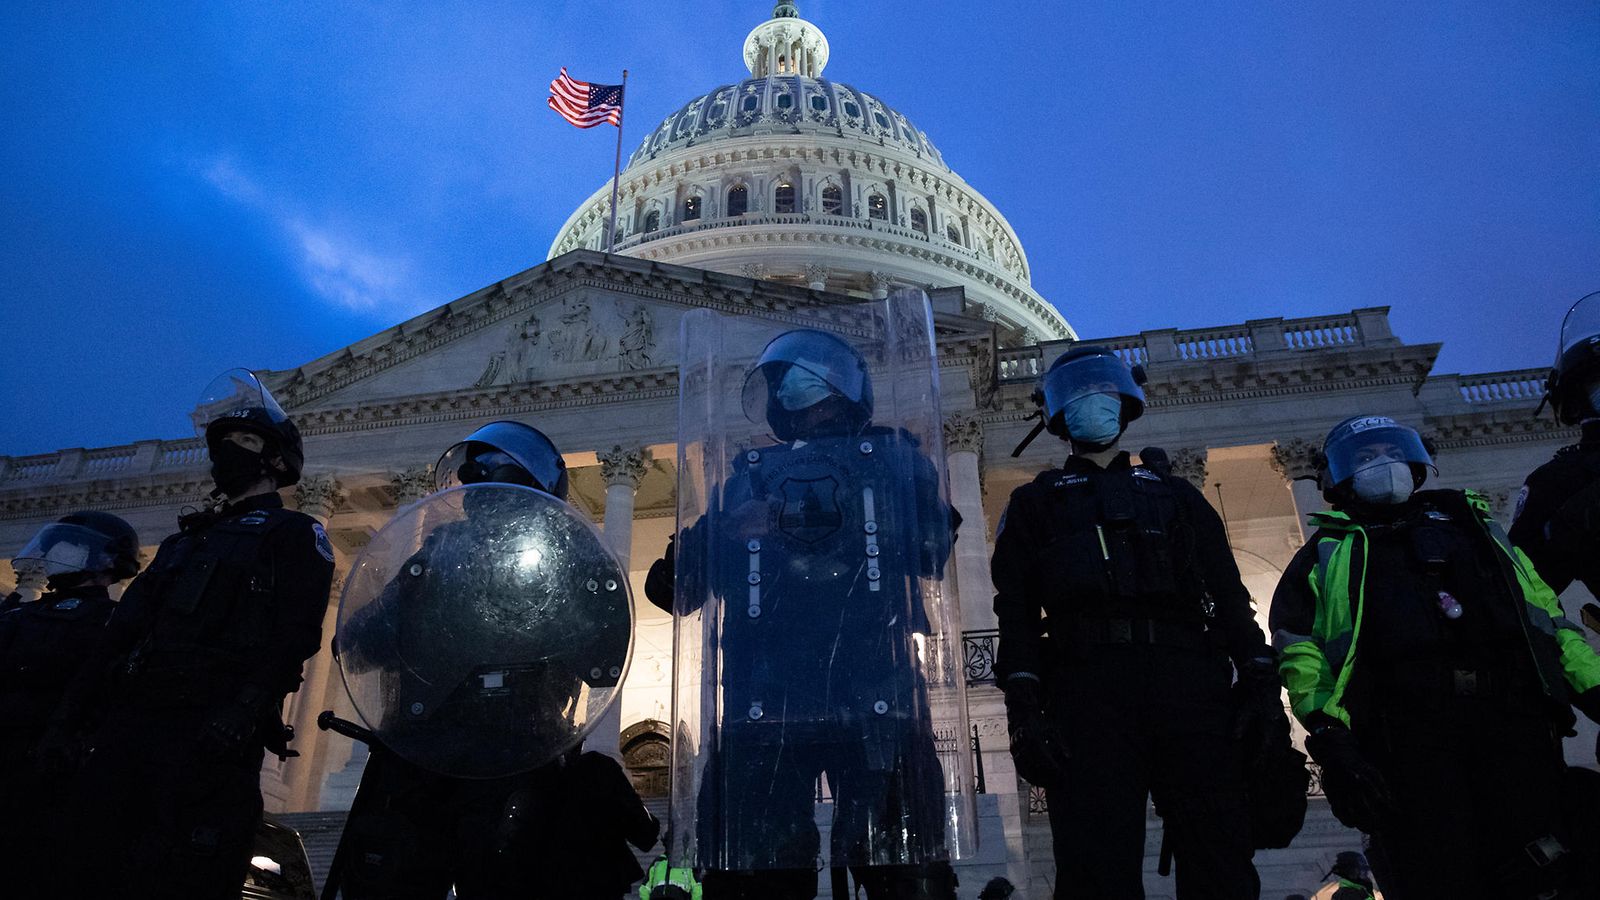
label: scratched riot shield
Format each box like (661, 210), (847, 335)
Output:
(669, 289), (976, 873)
(336, 483), (632, 779)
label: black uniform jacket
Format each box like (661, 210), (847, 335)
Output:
(991, 451), (1265, 681)
(80, 492), (333, 708)
(1510, 420), (1600, 596)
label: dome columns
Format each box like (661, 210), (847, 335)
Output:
(744, 8), (829, 78)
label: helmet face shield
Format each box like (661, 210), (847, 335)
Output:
(14, 523), (123, 577)
(739, 330), (873, 429)
(192, 368), (290, 438)
(434, 421), (569, 500)
(1558, 291), (1600, 358)
(1322, 416), (1435, 486)
(1040, 352), (1144, 427)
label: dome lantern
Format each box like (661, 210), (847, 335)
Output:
(744, 2), (829, 77)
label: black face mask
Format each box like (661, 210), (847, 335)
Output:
(210, 440), (272, 497)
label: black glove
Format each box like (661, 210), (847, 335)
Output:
(199, 688), (271, 758)
(1305, 723), (1395, 833)
(1002, 677), (1069, 789)
(1231, 653), (1287, 760)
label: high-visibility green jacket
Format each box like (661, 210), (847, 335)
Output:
(1271, 489), (1600, 729)
(640, 856), (702, 900)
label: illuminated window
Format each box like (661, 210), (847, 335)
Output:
(727, 184), (748, 217)
(775, 183), (795, 214)
(868, 193), (887, 220)
(683, 196), (702, 221)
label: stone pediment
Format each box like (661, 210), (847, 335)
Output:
(266, 250), (994, 413)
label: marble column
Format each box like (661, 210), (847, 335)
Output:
(289, 473), (347, 811)
(7, 560), (46, 605)
(1269, 438), (1326, 541)
(594, 445), (649, 762)
(869, 271), (891, 300)
(944, 414), (995, 632)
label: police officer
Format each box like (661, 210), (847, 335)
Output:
(48, 369), (334, 898)
(0, 511), (140, 894)
(647, 327), (959, 900)
(1324, 851), (1375, 900)
(1514, 291), (1600, 604)
(329, 420), (656, 900)
(992, 346), (1276, 899)
(1271, 415), (1600, 899)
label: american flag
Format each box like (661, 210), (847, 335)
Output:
(548, 68), (624, 128)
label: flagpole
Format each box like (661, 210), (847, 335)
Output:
(605, 69), (628, 254)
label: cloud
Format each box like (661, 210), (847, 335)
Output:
(198, 155), (424, 315)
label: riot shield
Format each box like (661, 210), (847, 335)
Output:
(669, 289), (976, 873)
(336, 484), (632, 779)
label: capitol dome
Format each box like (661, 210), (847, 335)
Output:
(548, 2), (1073, 343)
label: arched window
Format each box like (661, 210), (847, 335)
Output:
(821, 184), (843, 216)
(683, 195), (702, 221)
(868, 193), (887, 221)
(775, 182), (795, 214)
(643, 210), (660, 234)
(910, 207), (928, 234)
(946, 225), (962, 245)
(727, 184), (748, 217)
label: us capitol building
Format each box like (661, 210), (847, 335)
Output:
(2, 4), (1592, 896)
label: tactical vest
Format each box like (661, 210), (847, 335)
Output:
(717, 430), (948, 725)
(641, 857), (702, 900)
(132, 506), (300, 677)
(1283, 490), (1597, 729)
(1031, 464), (1206, 623)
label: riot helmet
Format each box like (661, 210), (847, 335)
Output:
(13, 510), (140, 587)
(740, 328), (873, 441)
(1325, 850), (1373, 887)
(1319, 415), (1436, 505)
(1545, 290), (1600, 424)
(193, 368), (304, 492)
(1039, 345), (1146, 450)
(435, 421), (569, 500)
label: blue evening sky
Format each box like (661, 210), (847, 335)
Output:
(2, 1), (1596, 456)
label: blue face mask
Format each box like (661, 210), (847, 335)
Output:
(1062, 393), (1123, 446)
(776, 365), (835, 411)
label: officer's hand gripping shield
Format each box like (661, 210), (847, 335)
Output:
(669, 289), (977, 872)
(335, 484), (632, 778)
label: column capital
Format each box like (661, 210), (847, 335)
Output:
(943, 413), (984, 456)
(868, 271), (892, 299)
(1167, 447), (1208, 491)
(389, 464), (434, 507)
(295, 473), (346, 521)
(1268, 437), (1321, 483)
(739, 262), (769, 281)
(802, 263), (829, 290)
(599, 444), (649, 491)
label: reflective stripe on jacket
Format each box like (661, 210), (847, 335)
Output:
(1276, 490), (1600, 728)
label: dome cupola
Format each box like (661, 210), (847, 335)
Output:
(744, 1), (829, 78)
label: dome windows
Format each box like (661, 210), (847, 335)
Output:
(776, 93), (793, 110)
(644, 210), (661, 234)
(727, 184), (749, 217)
(742, 95), (760, 113)
(683, 195), (702, 221)
(842, 100), (860, 118)
(810, 95), (827, 113)
(910, 207), (928, 235)
(868, 192), (887, 221)
(822, 184), (843, 216)
(775, 182), (796, 214)
(946, 225), (962, 245)
(874, 111), (891, 129)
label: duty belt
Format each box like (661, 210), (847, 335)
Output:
(1065, 617), (1210, 651)
(1380, 659), (1527, 701)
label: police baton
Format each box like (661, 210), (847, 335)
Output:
(317, 710), (377, 746)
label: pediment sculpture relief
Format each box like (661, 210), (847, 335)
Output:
(475, 297), (658, 387)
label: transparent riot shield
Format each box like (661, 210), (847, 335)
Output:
(669, 289), (976, 873)
(336, 484), (632, 778)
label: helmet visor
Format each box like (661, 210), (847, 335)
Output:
(1559, 291), (1600, 358)
(1323, 419), (1435, 485)
(192, 368), (289, 437)
(739, 330), (869, 426)
(434, 422), (568, 499)
(14, 523), (121, 576)
(1040, 354), (1144, 424)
